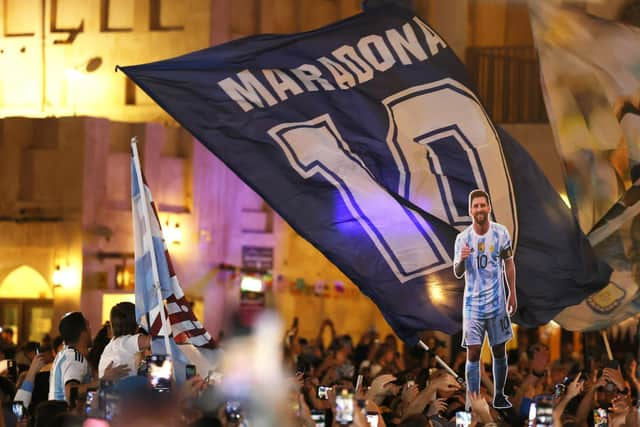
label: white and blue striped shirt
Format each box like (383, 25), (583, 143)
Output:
(48, 346), (91, 402)
(454, 222), (513, 320)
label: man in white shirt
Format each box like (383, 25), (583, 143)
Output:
(49, 312), (94, 402)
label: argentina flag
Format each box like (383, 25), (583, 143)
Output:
(120, 5), (610, 344)
(131, 142), (217, 349)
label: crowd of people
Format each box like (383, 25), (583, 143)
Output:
(0, 310), (639, 426)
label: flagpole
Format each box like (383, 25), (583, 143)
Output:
(417, 340), (465, 385)
(601, 330), (613, 361)
(131, 138), (175, 375)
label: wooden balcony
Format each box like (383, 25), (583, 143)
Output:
(466, 46), (547, 124)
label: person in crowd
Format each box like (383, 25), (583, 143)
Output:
(98, 302), (151, 379)
(8, 305), (640, 427)
(52, 336), (64, 356)
(14, 342), (38, 374)
(0, 329), (15, 360)
(48, 312), (94, 403)
(87, 322), (111, 375)
(13, 352), (46, 410)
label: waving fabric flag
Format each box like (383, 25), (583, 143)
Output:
(131, 142), (217, 349)
(530, 1), (640, 331)
(120, 5), (610, 343)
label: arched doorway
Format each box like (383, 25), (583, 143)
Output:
(0, 265), (54, 346)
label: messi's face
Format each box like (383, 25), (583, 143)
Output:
(470, 196), (490, 225)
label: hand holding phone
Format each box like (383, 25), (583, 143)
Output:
(594, 408), (608, 427)
(455, 410), (471, 427)
(335, 387), (354, 425)
(311, 409), (326, 427)
(12, 401), (25, 420)
(146, 354), (172, 392)
(185, 364), (196, 380)
(367, 411), (380, 427)
(535, 396), (553, 427)
(317, 385), (332, 400)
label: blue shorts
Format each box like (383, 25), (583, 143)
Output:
(462, 314), (513, 347)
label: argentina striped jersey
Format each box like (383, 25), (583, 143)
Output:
(454, 222), (513, 320)
(48, 346), (91, 401)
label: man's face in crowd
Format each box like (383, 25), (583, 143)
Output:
(470, 195), (490, 226)
(1, 331), (13, 344)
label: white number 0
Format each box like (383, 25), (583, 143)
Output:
(268, 78), (517, 283)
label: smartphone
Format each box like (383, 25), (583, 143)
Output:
(185, 364), (196, 380)
(367, 411), (380, 427)
(225, 401), (242, 421)
(85, 389), (97, 417)
(335, 387), (354, 425)
(12, 401), (25, 420)
(594, 408), (608, 427)
(69, 385), (79, 409)
(317, 385), (332, 400)
(528, 402), (537, 424)
(104, 393), (120, 421)
(355, 374), (363, 392)
(535, 396), (553, 427)
(310, 409), (326, 427)
(455, 411), (471, 427)
(7, 359), (17, 382)
(147, 354), (172, 392)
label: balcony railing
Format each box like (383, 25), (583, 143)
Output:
(466, 46), (547, 123)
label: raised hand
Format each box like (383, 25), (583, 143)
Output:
(27, 354), (47, 377)
(565, 372), (584, 400)
(603, 367), (626, 392)
(366, 374), (396, 400)
(461, 244), (471, 261)
(102, 361), (130, 381)
(469, 391), (493, 424)
(430, 371), (462, 394)
(400, 382), (419, 406)
(425, 398), (447, 417)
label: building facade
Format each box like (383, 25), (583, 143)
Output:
(0, 0), (633, 352)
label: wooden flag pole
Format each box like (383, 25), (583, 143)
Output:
(601, 330), (613, 361)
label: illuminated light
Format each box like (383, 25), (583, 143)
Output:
(549, 320), (561, 329)
(52, 265), (63, 287)
(0, 265), (52, 299)
(559, 192), (571, 209)
(115, 264), (134, 289)
(430, 283), (445, 304)
(52, 264), (76, 289)
(163, 220), (182, 245)
(240, 275), (264, 293)
(65, 68), (85, 81)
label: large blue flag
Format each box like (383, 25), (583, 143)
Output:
(119, 5), (610, 343)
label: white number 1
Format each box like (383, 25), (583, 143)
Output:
(269, 115), (450, 283)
